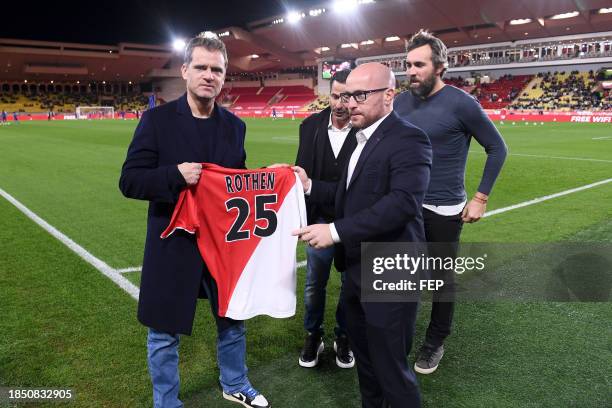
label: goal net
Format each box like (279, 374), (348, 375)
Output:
(75, 106), (115, 119)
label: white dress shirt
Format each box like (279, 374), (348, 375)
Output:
(423, 201), (467, 216)
(329, 113), (391, 243)
(327, 114), (352, 158)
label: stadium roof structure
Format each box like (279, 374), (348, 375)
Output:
(0, 39), (172, 82)
(225, 0), (612, 69)
(1, 0), (611, 80)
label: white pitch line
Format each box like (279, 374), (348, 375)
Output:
(0, 187), (139, 300)
(297, 260), (307, 269)
(592, 136), (612, 140)
(470, 150), (612, 163)
(484, 178), (612, 217)
(116, 266), (142, 273)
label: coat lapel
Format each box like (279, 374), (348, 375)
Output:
(175, 94), (203, 162)
(346, 112), (396, 190)
(211, 105), (232, 165)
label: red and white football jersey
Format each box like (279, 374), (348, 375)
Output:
(161, 164), (306, 320)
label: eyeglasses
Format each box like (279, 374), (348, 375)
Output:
(340, 87), (388, 103)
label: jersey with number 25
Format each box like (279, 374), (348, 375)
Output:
(161, 164), (307, 320)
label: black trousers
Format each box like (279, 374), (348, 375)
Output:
(423, 208), (463, 348)
(343, 275), (421, 408)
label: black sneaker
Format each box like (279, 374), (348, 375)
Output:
(298, 332), (324, 368)
(414, 343), (444, 374)
(333, 335), (355, 369)
(222, 386), (270, 408)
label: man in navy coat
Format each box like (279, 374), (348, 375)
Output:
(293, 63), (432, 407)
(119, 33), (269, 408)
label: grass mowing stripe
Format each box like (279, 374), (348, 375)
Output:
(484, 178), (612, 217)
(0, 186), (139, 300)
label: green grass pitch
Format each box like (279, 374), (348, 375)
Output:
(0, 118), (611, 407)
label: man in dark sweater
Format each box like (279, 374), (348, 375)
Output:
(295, 70), (358, 369)
(394, 30), (507, 375)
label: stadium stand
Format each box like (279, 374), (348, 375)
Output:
(0, 90), (148, 114)
(222, 85), (316, 111)
(511, 70), (609, 111)
(473, 75), (532, 109)
(271, 86), (316, 109)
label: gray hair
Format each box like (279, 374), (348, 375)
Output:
(184, 32), (228, 68)
(406, 29), (448, 76)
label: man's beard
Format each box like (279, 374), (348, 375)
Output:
(333, 108), (349, 121)
(409, 73), (436, 98)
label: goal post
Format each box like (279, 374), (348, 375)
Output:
(75, 106), (115, 119)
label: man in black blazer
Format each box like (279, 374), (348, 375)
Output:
(293, 63), (432, 407)
(294, 69), (358, 369)
(119, 33), (269, 408)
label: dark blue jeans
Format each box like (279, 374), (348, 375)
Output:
(146, 270), (252, 407)
(303, 244), (347, 337)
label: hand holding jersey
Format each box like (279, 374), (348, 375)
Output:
(178, 162), (203, 185)
(162, 164), (307, 320)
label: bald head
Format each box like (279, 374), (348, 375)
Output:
(349, 63), (396, 88)
(345, 62), (396, 128)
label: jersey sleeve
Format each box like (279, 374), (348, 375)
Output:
(160, 186), (199, 238)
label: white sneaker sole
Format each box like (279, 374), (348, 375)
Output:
(222, 392), (250, 407)
(333, 341), (355, 369)
(222, 392), (269, 408)
(298, 341), (324, 368)
(414, 363), (439, 374)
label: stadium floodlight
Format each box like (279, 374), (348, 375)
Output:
(333, 0), (358, 13)
(251, 54), (260, 59)
(599, 8), (612, 14)
(360, 40), (375, 45)
(173, 39), (186, 52)
(550, 11), (579, 19)
(287, 11), (304, 24)
(385, 36), (401, 42)
(509, 18), (532, 25)
(340, 43), (358, 49)
(309, 8), (325, 17)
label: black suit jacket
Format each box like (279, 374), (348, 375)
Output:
(295, 106), (358, 224)
(119, 93), (246, 335)
(310, 111), (432, 280)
